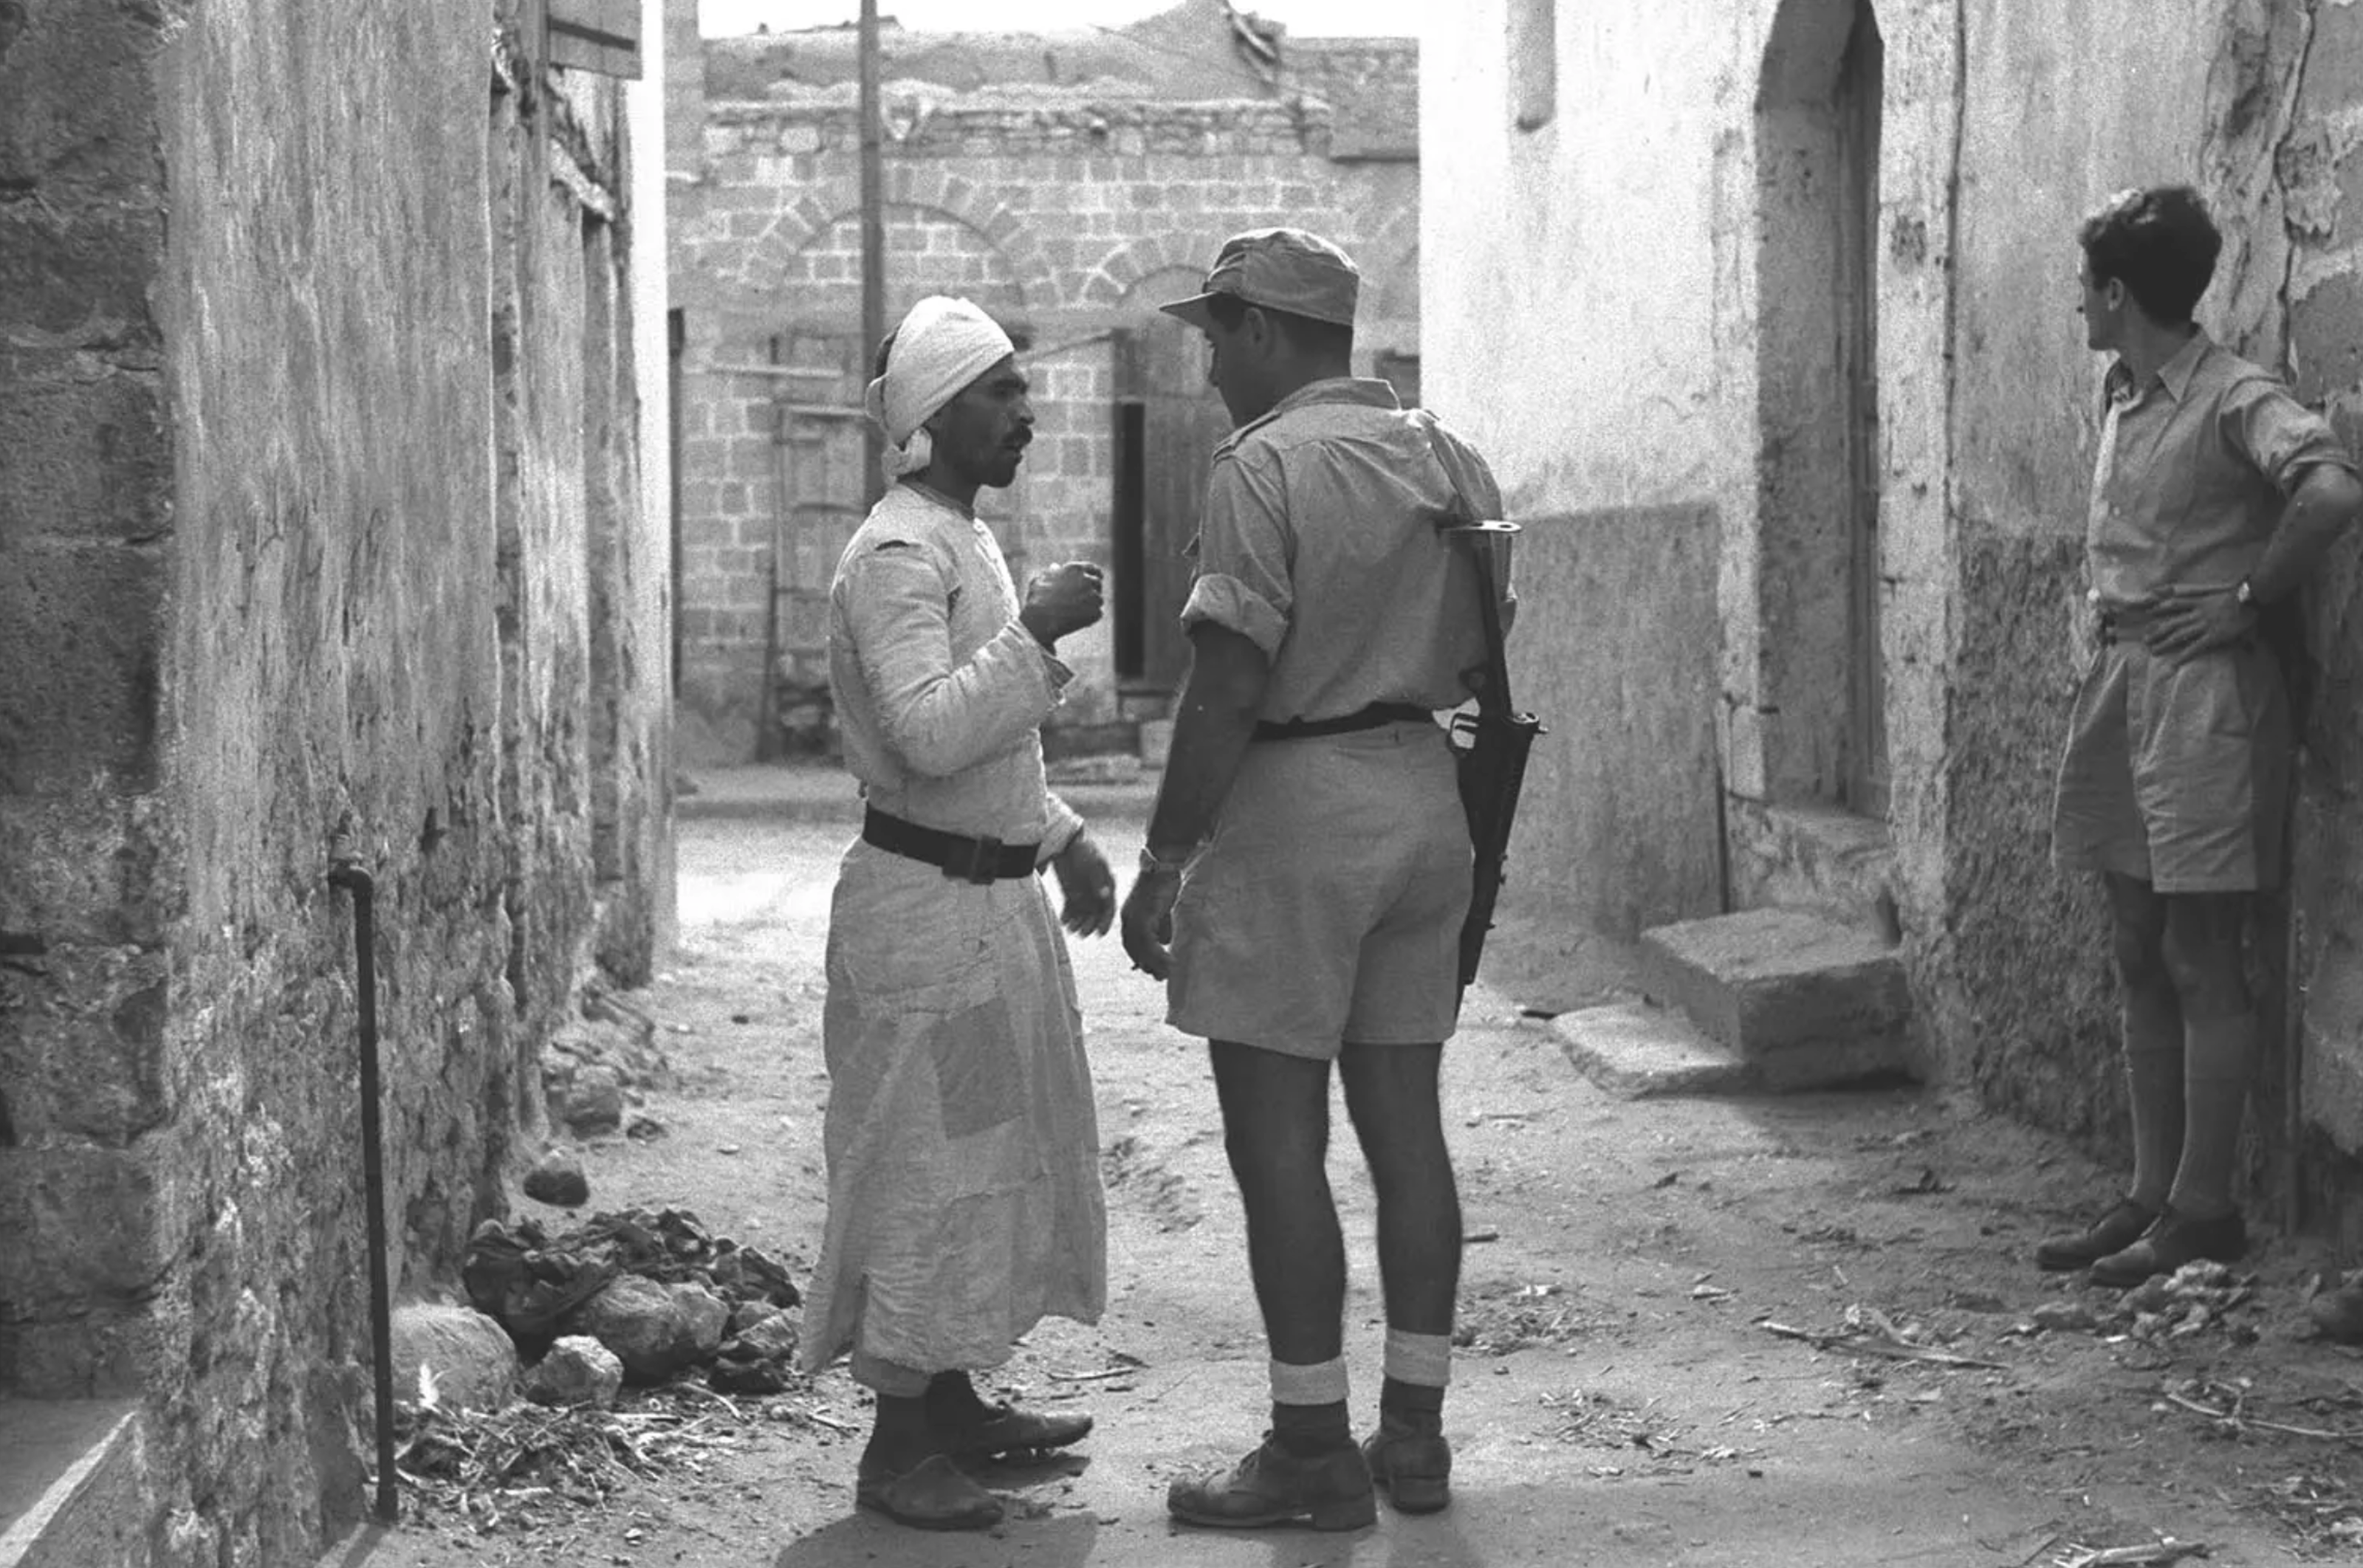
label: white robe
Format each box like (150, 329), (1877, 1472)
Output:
(798, 484), (1106, 1376)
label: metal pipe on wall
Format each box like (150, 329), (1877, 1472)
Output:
(328, 862), (398, 1524)
(858, 0), (886, 504)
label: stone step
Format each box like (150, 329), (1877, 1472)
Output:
(1551, 1001), (1755, 1098)
(1726, 801), (1901, 941)
(0, 1397), (148, 1568)
(1634, 906), (1916, 1087)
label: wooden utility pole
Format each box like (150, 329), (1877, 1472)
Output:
(858, 0), (887, 503)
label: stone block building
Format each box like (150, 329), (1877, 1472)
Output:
(1426, 1), (2363, 1223)
(665, 0), (1419, 762)
(0, 0), (672, 1559)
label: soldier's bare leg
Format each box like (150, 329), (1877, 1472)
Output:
(1341, 1041), (1458, 1512)
(2105, 873), (2184, 1210)
(2159, 889), (2254, 1220)
(1209, 1040), (1346, 1371)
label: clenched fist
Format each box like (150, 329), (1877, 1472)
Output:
(1020, 562), (1105, 649)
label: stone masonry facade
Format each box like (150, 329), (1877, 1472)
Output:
(668, 10), (1419, 761)
(0, 0), (671, 1560)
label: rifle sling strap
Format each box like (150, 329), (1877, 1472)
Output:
(1417, 413), (1515, 718)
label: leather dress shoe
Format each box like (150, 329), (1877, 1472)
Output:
(1167, 1434), (1376, 1531)
(1362, 1413), (1451, 1514)
(2034, 1199), (2155, 1272)
(2091, 1206), (2246, 1289)
(939, 1400), (1094, 1464)
(854, 1453), (1004, 1530)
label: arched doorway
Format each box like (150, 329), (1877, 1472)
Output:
(1756, 0), (1887, 816)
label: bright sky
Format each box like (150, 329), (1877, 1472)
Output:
(700, 0), (1423, 37)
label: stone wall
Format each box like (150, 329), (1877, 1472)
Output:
(1425, 0), (2363, 1213)
(668, 27), (1420, 760)
(0, 0), (672, 1560)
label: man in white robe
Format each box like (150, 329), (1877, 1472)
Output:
(797, 296), (1115, 1531)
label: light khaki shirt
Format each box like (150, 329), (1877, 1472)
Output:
(829, 483), (1083, 857)
(2087, 332), (2357, 609)
(1182, 377), (1515, 723)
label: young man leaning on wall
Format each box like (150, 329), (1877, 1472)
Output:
(2040, 185), (2362, 1290)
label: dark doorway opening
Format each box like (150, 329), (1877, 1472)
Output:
(1112, 317), (1232, 696)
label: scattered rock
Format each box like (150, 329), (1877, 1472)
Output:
(712, 1243), (802, 1310)
(390, 1302), (520, 1412)
(625, 1113), (668, 1141)
(710, 1355), (793, 1395)
(462, 1218), (618, 1357)
(558, 1065), (625, 1136)
(523, 1148), (590, 1208)
(670, 1282), (730, 1361)
(464, 1208), (806, 1387)
(727, 1309), (799, 1363)
(2107, 1261), (2254, 1345)
(2031, 1300), (2096, 1333)
(524, 1335), (624, 1409)
(578, 1275), (690, 1383)
(710, 1307), (800, 1395)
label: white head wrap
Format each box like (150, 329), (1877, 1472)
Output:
(862, 296), (1018, 482)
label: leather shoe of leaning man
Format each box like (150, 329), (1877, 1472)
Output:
(2090, 1206), (2247, 1290)
(854, 1454), (1004, 1531)
(2033, 1199), (2155, 1272)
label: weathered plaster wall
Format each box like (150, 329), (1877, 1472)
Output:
(1424, 0), (1958, 942)
(669, 38), (1421, 760)
(1423, 0), (1729, 938)
(0, 0), (672, 1560)
(1935, 0), (2225, 1145)
(1499, 509), (1723, 935)
(2263, 0), (2363, 1223)
(1429, 0), (2363, 1213)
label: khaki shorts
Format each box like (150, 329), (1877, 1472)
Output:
(1167, 720), (1472, 1059)
(2051, 636), (2290, 893)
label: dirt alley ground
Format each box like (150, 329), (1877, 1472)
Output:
(346, 777), (2363, 1568)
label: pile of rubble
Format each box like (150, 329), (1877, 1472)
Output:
(2025, 1260), (2260, 1345)
(542, 982), (676, 1138)
(464, 1206), (805, 1401)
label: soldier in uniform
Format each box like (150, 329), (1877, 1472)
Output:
(1122, 229), (1513, 1528)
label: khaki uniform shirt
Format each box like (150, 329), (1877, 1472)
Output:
(2087, 332), (2356, 608)
(1182, 377), (1515, 722)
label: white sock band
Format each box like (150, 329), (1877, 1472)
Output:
(1384, 1328), (1452, 1388)
(1268, 1356), (1350, 1406)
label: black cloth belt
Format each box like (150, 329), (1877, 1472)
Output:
(862, 808), (1041, 884)
(1251, 701), (1436, 742)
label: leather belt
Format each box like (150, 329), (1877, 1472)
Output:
(1252, 701), (1435, 742)
(862, 808), (1040, 884)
